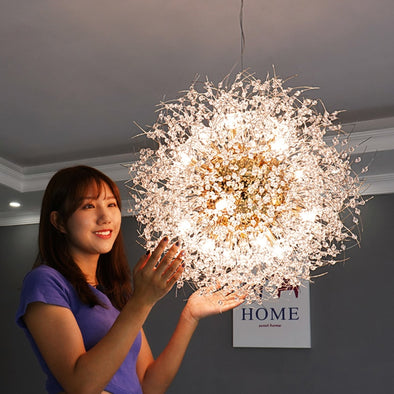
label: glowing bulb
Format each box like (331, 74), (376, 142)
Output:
(201, 238), (216, 253)
(179, 152), (192, 166)
(300, 209), (317, 222)
(253, 233), (269, 249)
(199, 130), (211, 144)
(9, 201), (21, 208)
(272, 243), (285, 259)
(294, 170), (304, 180)
(222, 113), (241, 129)
(271, 136), (288, 154)
(215, 197), (235, 212)
(178, 219), (192, 234)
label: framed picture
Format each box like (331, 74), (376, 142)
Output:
(233, 280), (311, 348)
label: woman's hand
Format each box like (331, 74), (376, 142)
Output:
(132, 237), (184, 307)
(182, 286), (245, 324)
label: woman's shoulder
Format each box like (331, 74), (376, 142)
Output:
(16, 265), (76, 327)
(20, 264), (77, 307)
(23, 264), (70, 288)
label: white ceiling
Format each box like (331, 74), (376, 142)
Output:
(2, 0), (394, 225)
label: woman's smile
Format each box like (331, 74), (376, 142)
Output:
(94, 229), (113, 239)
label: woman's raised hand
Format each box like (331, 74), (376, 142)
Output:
(182, 285), (245, 323)
(132, 237), (184, 307)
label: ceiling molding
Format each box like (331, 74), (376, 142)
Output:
(0, 158), (25, 191)
(0, 153), (137, 192)
(332, 127), (394, 154)
(0, 210), (41, 226)
(359, 173), (394, 196)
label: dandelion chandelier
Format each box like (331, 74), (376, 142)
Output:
(129, 71), (365, 301)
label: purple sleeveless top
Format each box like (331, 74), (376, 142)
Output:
(16, 265), (142, 394)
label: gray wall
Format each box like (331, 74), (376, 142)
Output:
(2, 194), (394, 393)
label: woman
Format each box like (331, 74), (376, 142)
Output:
(16, 165), (243, 394)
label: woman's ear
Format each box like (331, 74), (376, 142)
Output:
(50, 211), (67, 234)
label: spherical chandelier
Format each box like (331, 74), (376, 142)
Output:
(128, 71), (365, 302)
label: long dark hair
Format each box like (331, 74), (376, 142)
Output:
(34, 165), (132, 310)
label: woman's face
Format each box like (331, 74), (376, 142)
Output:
(64, 181), (121, 265)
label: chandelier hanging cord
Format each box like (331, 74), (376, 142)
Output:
(240, 0), (246, 71)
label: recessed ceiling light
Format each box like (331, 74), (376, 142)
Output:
(9, 201), (21, 208)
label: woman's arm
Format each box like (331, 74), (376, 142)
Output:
(137, 287), (244, 394)
(24, 238), (183, 394)
(24, 297), (152, 394)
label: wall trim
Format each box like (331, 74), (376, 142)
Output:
(0, 153), (137, 192)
